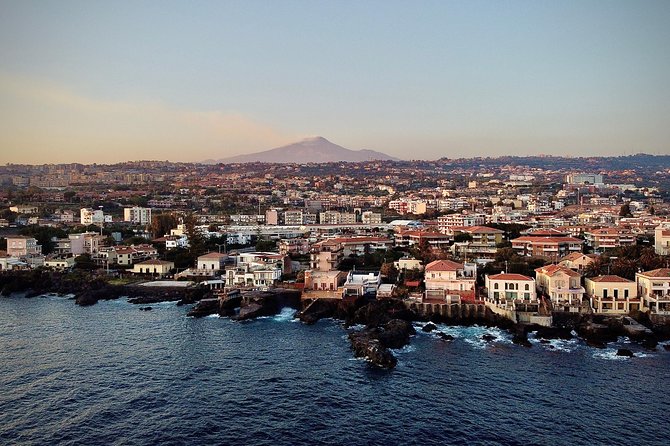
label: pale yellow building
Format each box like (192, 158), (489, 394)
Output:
(585, 275), (639, 314)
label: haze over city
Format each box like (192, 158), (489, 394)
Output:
(1, 0), (669, 164)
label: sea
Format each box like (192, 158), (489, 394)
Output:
(0, 294), (668, 446)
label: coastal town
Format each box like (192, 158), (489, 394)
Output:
(1, 155), (670, 366)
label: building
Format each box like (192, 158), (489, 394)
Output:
(283, 210), (304, 225)
(9, 205), (39, 214)
(559, 253), (598, 272)
(342, 271), (381, 298)
(636, 268), (670, 315)
(278, 238), (310, 256)
(44, 256), (76, 270)
(361, 211), (382, 225)
(585, 275), (639, 314)
(123, 207), (152, 225)
(303, 270), (346, 292)
(80, 208), (105, 225)
(485, 273), (537, 308)
(534, 264), (584, 308)
(265, 209), (279, 225)
(654, 223), (670, 256)
(566, 173), (604, 186)
(584, 228), (636, 253)
(437, 213), (486, 232)
(5, 236), (41, 257)
(449, 226), (504, 261)
(423, 259), (477, 302)
(511, 236), (583, 260)
(132, 259), (174, 277)
(197, 252), (228, 271)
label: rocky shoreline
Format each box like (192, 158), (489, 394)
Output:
(2, 270), (668, 369)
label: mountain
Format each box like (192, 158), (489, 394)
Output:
(211, 137), (399, 164)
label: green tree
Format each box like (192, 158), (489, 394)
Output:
(150, 213), (178, 238)
(619, 203), (632, 217)
(380, 262), (399, 283)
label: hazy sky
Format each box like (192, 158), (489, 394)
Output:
(1, 0), (669, 164)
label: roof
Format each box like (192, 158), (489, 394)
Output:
(136, 259), (174, 266)
(638, 268), (670, 278)
(524, 228), (569, 236)
(488, 273), (534, 281)
(560, 252), (597, 262)
(466, 225), (504, 233)
(512, 236), (583, 244)
(425, 259), (464, 272)
(198, 252), (228, 259)
(587, 275), (633, 283)
(535, 264), (581, 277)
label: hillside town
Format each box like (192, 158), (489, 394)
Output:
(2, 155), (670, 332)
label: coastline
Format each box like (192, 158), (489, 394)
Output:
(2, 270), (668, 368)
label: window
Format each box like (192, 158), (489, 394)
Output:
(603, 289), (608, 299)
(494, 283), (498, 290)
(525, 284), (530, 291)
(624, 289), (629, 298)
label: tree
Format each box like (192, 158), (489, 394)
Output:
(150, 213), (178, 238)
(74, 254), (96, 270)
(453, 233), (473, 243)
(380, 262), (399, 283)
(619, 204), (632, 217)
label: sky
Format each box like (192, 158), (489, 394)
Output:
(1, 0), (669, 164)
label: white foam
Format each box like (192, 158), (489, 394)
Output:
(593, 349), (630, 361)
(272, 307), (297, 322)
(205, 314), (220, 318)
(390, 344), (416, 354)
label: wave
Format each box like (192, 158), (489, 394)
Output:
(272, 307), (297, 322)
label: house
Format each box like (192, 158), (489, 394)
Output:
(534, 264), (584, 308)
(197, 252), (228, 271)
(636, 268), (670, 315)
(484, 273), (537, 309)
(559, 252), (598, 271)
(9, 204), (39, 214)
(584, 228), (636, 253)
(225, 264), (282, 288)
(654, 223), (670, 256)
(44, 256), (76, 270)
(585, 275), (639, 314)
(342, 271), (381, 298)
(303, 270), (346, 292)
(511, 236), (583, 260)
(394, 230), (452, 250)
(278, 238), (310, 256)
(449, 226), (504, 261)
(0, 251), (27, 270)
(132, 259), (174, 277)
(423, 259), (477, 302)
(5, 236), (42, 257)
(394, 257), (423, 272)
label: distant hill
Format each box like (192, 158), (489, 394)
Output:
(209, 137), (399, 164)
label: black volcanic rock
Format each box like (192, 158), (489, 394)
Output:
(422, 322), (438, 332)
(616, 348), (634, 357)
(349, 332), (397, 369)
(216, 137), (399, 164)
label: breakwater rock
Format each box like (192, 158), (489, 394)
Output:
(348, 319), (415, 369)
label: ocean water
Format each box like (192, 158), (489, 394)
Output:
(1, 295), (668, 446)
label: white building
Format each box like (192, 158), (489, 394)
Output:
(123, 207), (152, 225)
(80, 208), (105, 225)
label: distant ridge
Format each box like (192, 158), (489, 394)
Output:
(209, 137), (399, 164)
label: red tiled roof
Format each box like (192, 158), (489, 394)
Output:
(638, 268), (670, 278)
(512, 236), (583, 244)
(535, 264), (581, 277)
(425, 259), (464, 272)
(588, 275), (632, 283)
